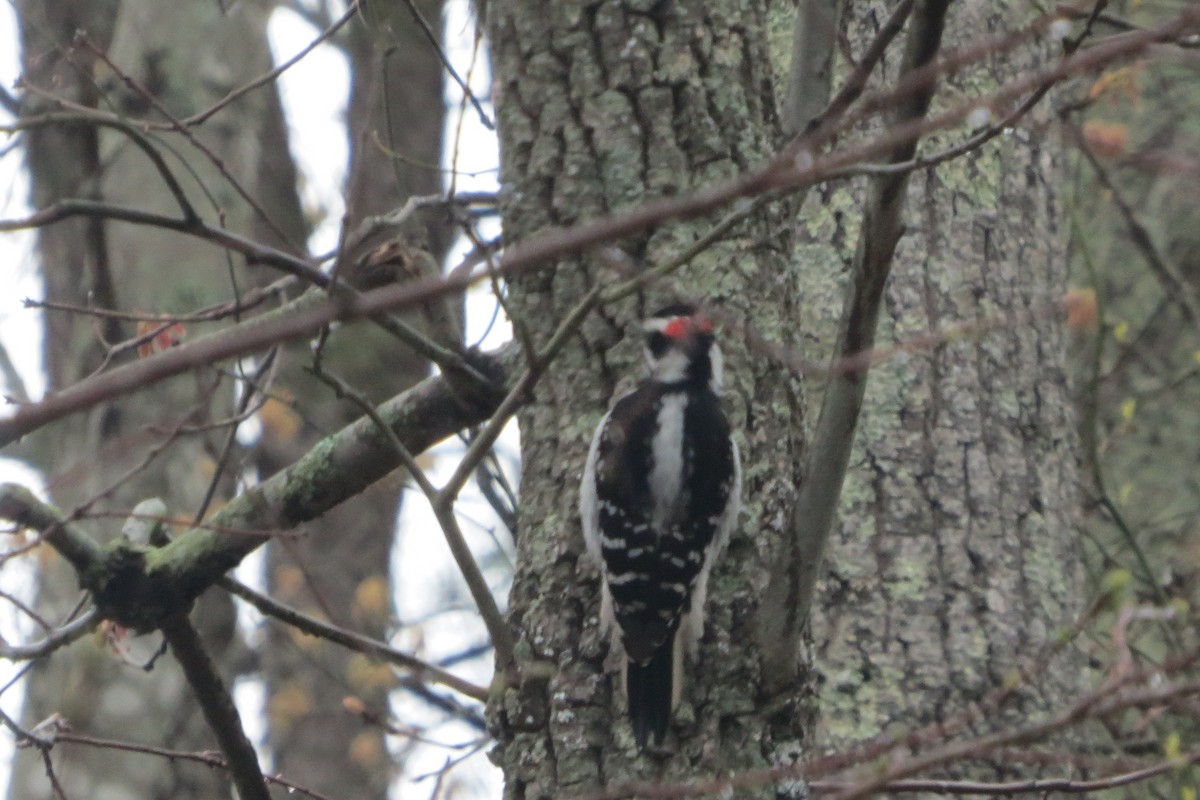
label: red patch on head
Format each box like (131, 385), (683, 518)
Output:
(663, 318), (691, 339)
(694, 315), (713, 334)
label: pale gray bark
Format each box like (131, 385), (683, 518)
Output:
(798, 0), (1087, 767)
(487, 0), (1086, 796)
(486, 1), (807, 795)
(13, 2), (295, 797)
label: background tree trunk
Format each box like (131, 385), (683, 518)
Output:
(251, 3), (450, 797)
(13, 2), (298, 797)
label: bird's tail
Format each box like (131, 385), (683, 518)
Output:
(626, 637), (678, 748)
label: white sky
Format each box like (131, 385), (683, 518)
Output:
(0, 0), (46, 793)
(0, 1), (510, 796)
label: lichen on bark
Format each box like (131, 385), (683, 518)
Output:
(486, 0), (807, 795)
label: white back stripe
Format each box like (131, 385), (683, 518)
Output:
(648, 393), (688, 530)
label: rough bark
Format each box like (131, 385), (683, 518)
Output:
(486, 1), (807, 795)
(797, 0), (1087, 766)
(12, 1), (295, 797)
(487, 0), (1087, 796)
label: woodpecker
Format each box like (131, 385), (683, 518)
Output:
(579, 303), (741, 748)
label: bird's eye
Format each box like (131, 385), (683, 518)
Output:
(645, 331), (669, 357)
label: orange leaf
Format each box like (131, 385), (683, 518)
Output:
(136, 320), (186, 358)
(352, 575), (391, 622)
(1065, 288), (1098, 331)
(1087, 62), (1144, 105)
(1081, 120), (1128, 158)
(348, 732), (385, 766)
(259, 396), (301, 443)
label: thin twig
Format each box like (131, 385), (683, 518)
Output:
(25, 276), (293, 324)
(219, 576), (488, 701)
(50, 731), (334, 800)
(306, 363), (516, 671)
(193, 348), (279, 523)
(809, 750), (1200, 795)
(0, 198), (326, 283)
(400, 0), (494, 130)
(0, 608), (98, 661)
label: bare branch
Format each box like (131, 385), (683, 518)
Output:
(51, 731), (335, 799)
(0, 485), (104, 572)
(0, 198), (325, 283)
(0, 274), (485, 447)
(25, 276), (293, 324)
(219, 577), (488, 702)
(809, 751), (1200, 795)
(781, 0), (843, 135)
(305, 363), (515, 673)
(159, 613), (270, 800)
(0, 336), (509, 635)
(0, 608), (98, 661)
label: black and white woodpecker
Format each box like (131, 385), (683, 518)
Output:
(579, 303), (741, 748)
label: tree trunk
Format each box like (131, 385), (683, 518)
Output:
(801, 0), (1087, 760)
(486, 0), (1086, 795)
(13, 1), (299, 797)
(486, 0), (808, 793)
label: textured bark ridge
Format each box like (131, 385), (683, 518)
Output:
(486, 1), (807, 795)
(798, 0), (1087, 764)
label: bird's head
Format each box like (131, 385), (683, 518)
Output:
(641, 303), (723, 391)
